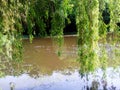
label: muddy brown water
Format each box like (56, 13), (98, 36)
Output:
(0, 36), (120, 90)
(23, 36), (79, 75)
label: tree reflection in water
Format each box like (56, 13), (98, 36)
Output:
(0, 68), (120, 90)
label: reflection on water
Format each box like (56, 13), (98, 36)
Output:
(0, 68), (120, 90)
(0, 36), (120, 90)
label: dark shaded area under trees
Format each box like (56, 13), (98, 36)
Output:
(22, 2), (119, 37)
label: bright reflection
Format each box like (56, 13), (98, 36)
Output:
(0, 67), (120, 90)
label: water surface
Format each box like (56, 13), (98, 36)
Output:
(0, 36), (120, 90)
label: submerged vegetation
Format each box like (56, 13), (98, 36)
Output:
(0, 0), (120, 76)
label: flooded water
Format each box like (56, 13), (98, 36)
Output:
(0, 36), (120, 90)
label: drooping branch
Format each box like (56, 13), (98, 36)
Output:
(76, 0), (100, 74)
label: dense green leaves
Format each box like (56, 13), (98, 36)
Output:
(76, 0), (100, 74)
(0, 0), (120, 76)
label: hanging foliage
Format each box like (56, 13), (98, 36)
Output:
(76, 0), (100, 74)
(0, 0), (25, 77)
(50, 0), (71, 56)
(0, 0), (120, 77)
(108, 0), (120, 43)
(0, 0), (23, 61)
(107, 0), (120, 68)
(98, 0), (107, 39)
(26, 0), (48, 39)
(98, 0), (108, 71)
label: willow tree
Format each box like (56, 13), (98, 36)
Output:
(75, 0), (100, 74)
(75, 0), (120, 74)
(0, 0), (24, 61)
(26, 0), (72, 55)
(0, 0), (24, 76)
(109, 0), (120, 41)
(0, 0), (71, 61)
(50, 0), (72, 55)
(0, 0), (120, 77)
(98, 0), (108, 70)
(107, 0), (120, 67)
